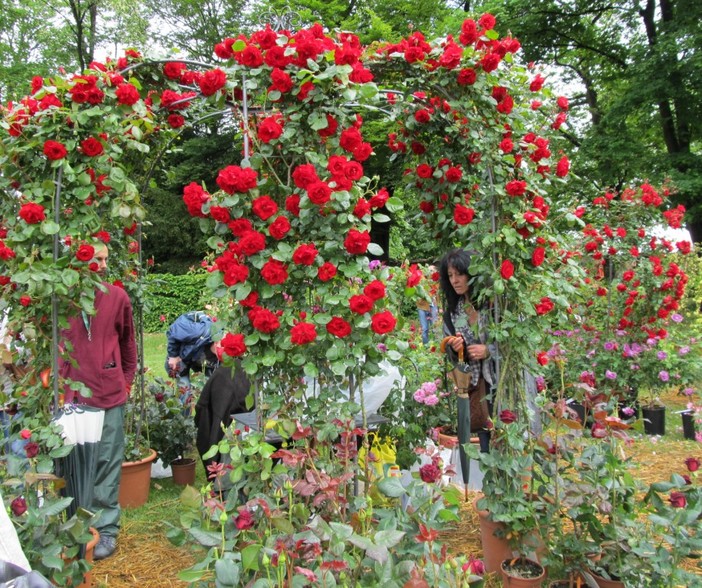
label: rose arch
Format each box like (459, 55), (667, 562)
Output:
(0, 12), (691, 586)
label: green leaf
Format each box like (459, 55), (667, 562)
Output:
(61, 269), (80, 288)
(215, 558), (241, 586)
(40, 220), (60, 235)
(241, 543), (261, 571)
(376, 476), (406, 498)
(188, 527), (221, 547)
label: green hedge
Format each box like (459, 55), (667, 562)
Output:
(141, 272), (210, 333)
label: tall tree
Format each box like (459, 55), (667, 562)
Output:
(475, 0), (702, 241)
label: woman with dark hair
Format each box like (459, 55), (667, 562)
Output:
(438, 248), (494, 447)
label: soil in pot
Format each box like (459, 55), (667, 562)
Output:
(500, 557), (545, 587)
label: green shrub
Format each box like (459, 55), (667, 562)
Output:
(142, 272), (210, 332)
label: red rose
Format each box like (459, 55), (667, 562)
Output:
(349, 295), (373, 314)
(556, 156), (570, 178)
(505, 180), (527, 197)
(454, 204), (475, 225)
(285, 195), (301, 217)
(371, 310), (397, 335)
(76, 244), (95, 262)
(19, 295), (31, 307)
(80, 137), (104, 157)
(353, 198), (371, 219)
(251, 195), (278, 220)
(557, 96), (569, 111)
(261, 258), (288, 285)
(684, 457), (700, 472)
(223, 263), (249, 286)
(167, 114), (185, 128)
(414, 109), (431, 124)
(292, 164), (319, 189)
(183, 182), (210, 217)
(10, 497), (27, 517)
(500, 259), (514, 280)
(536, 352), (548, 366)
(221, 333), (247, 357)
(163, 61), (186, 80)
(199, 68), (226, 96)
(457, 68), (477, 85)
(416, 164), (434, 179)
(238, 231), (266, 256)
(217, 165), (258, 194)
(406, 264), (422, 288)
(669, 492), (686, 508)
(248, 306), (280, 333)
(535, 297), (554, 315)
(419, 463), (441, 483)
(25, 441), (40, 458)
(317, 262), (337, 282)
(499, 410), (517, 424)
(530, 74), (545, 92)
(43, 140), (67, 160)
(229, 218), (253, 236)
(306, 181), (332, 206)
(326, 317), (352, 338)
(258, 115), (284, 143)
(480, 52), (501, 72)
(115, 83), (140, 105)
(445, 166), (462, 182)
(344, 229), (370, 255)
(18, 202), (46, 224)
(339, 127), (362, 152)
(234, 509), (255, 530)
(531, 247), (546, 267)
(210, 206), (231, 223)
(292, 243), (318, 266)
(268, 216), (291, 240)
(239, 292), (259, 308)
(270, 68), (293, 93)
(290, 322), (317, 345)
(364, 280), (386, 301)
(478, 12), (496, 30)
(368, 188), (389, 209)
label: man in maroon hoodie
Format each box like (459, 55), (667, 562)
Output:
(59, 244), (136, 560)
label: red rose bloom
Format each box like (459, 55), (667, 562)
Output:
(353, 198), (371, 218)
(248, 306), (280, 333)
(76, 244), (95, 262)
(223, 263), (249, 286)
(535, 296), (554, 315)
(457, 68), (477, 85)
(556, 156), (570, 178)
(163, 61), (186, 80)
(318, 113), (338, 137)
(499, 410), (517, 424)
(419, 463), (441, 483)
(406, 264), (422, 288)
(364, 280), (386, 301)
(19, 295), (31, 307)
(306, 181), (332, 206)
(349, 294), (373, 314)
(292, 163), (319, 189)
(258, 115), (284, 143)
(669, 492), (686, 508)
(234, 509), (255, 530)
(317, 262), (337, 282)
(685, 457), (700, 472)
(210, 206), (231, 223)
(238, 231), (266, 256)
(505, 180), (527, 196)
(261, 258), (288, 285)
(454, 204), (475, 225)
(239, 291), (259, 308)
(10, 497), (27, 517)
(339, 127), (362, 152)
(115, 83), (140, 106)
(199, 68), (227, 96)
(270, 68), (293, 93)
(290, 322), (317, 345)
(268, 216), (291, 240)
(292, 243), (318, 266)
(217, 165), (258, 194)
(326, 317), (352, 338)
(251, 195), (278, 220)
(445, 166), (462, 182)
(285, 195), (301, 217)
(19, 202), (46, 224)
(80, 137), (104, 157)
(344, 229), (370, 254)
(43, 140), (67, 160)
(228, 218), (253, 236)
(532, 247), (546, 267)
(500, 259), (514, 280)
(371, 310), (397, 335)
(221, 333), (247, 357)
(416, 164), (434, 179)
(183, 182), (210, 218)
(368, 188), (389, 209)
(25, 441), (39, 458)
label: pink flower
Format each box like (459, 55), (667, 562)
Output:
(419, 463), (442, 483)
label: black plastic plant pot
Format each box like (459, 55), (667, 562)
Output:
(641, 405), (666, 436)
(682, 411), (696, 441)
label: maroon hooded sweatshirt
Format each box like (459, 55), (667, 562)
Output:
(60, 283), (137, 409)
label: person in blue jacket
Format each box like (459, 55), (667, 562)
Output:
(165, 311), (218, 395)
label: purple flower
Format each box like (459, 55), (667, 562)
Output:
(658, 370), (670, 382)
(369, 259), (381, 270)
(683, 388), (695, 396)
(657, 351), (667, 360)
(621, 406), (635, 417)
(603, 341), (616, 351)
(376, 343), (387, 352)
(605, 370), (617, 380)
(671, 313), (683, 323)
(679, 346), (690, 356)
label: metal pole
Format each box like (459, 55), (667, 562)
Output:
(51, 167), (63, 414)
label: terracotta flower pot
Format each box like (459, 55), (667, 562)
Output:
(118, 448), (157, 508)
(473, 496), (513, 574)
(588, 569), (624, 588)
(500, 557), (545, 587)
(171, 457), (196, 486)
(62, 527), (99, 588)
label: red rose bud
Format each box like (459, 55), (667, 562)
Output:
(419, 463), (442, 484)
(669, 492), (686, 508)
(499, 409), (517, 424)
(684, 457), (700, 472)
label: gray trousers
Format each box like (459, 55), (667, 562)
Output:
(91, 405), (125, 537)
